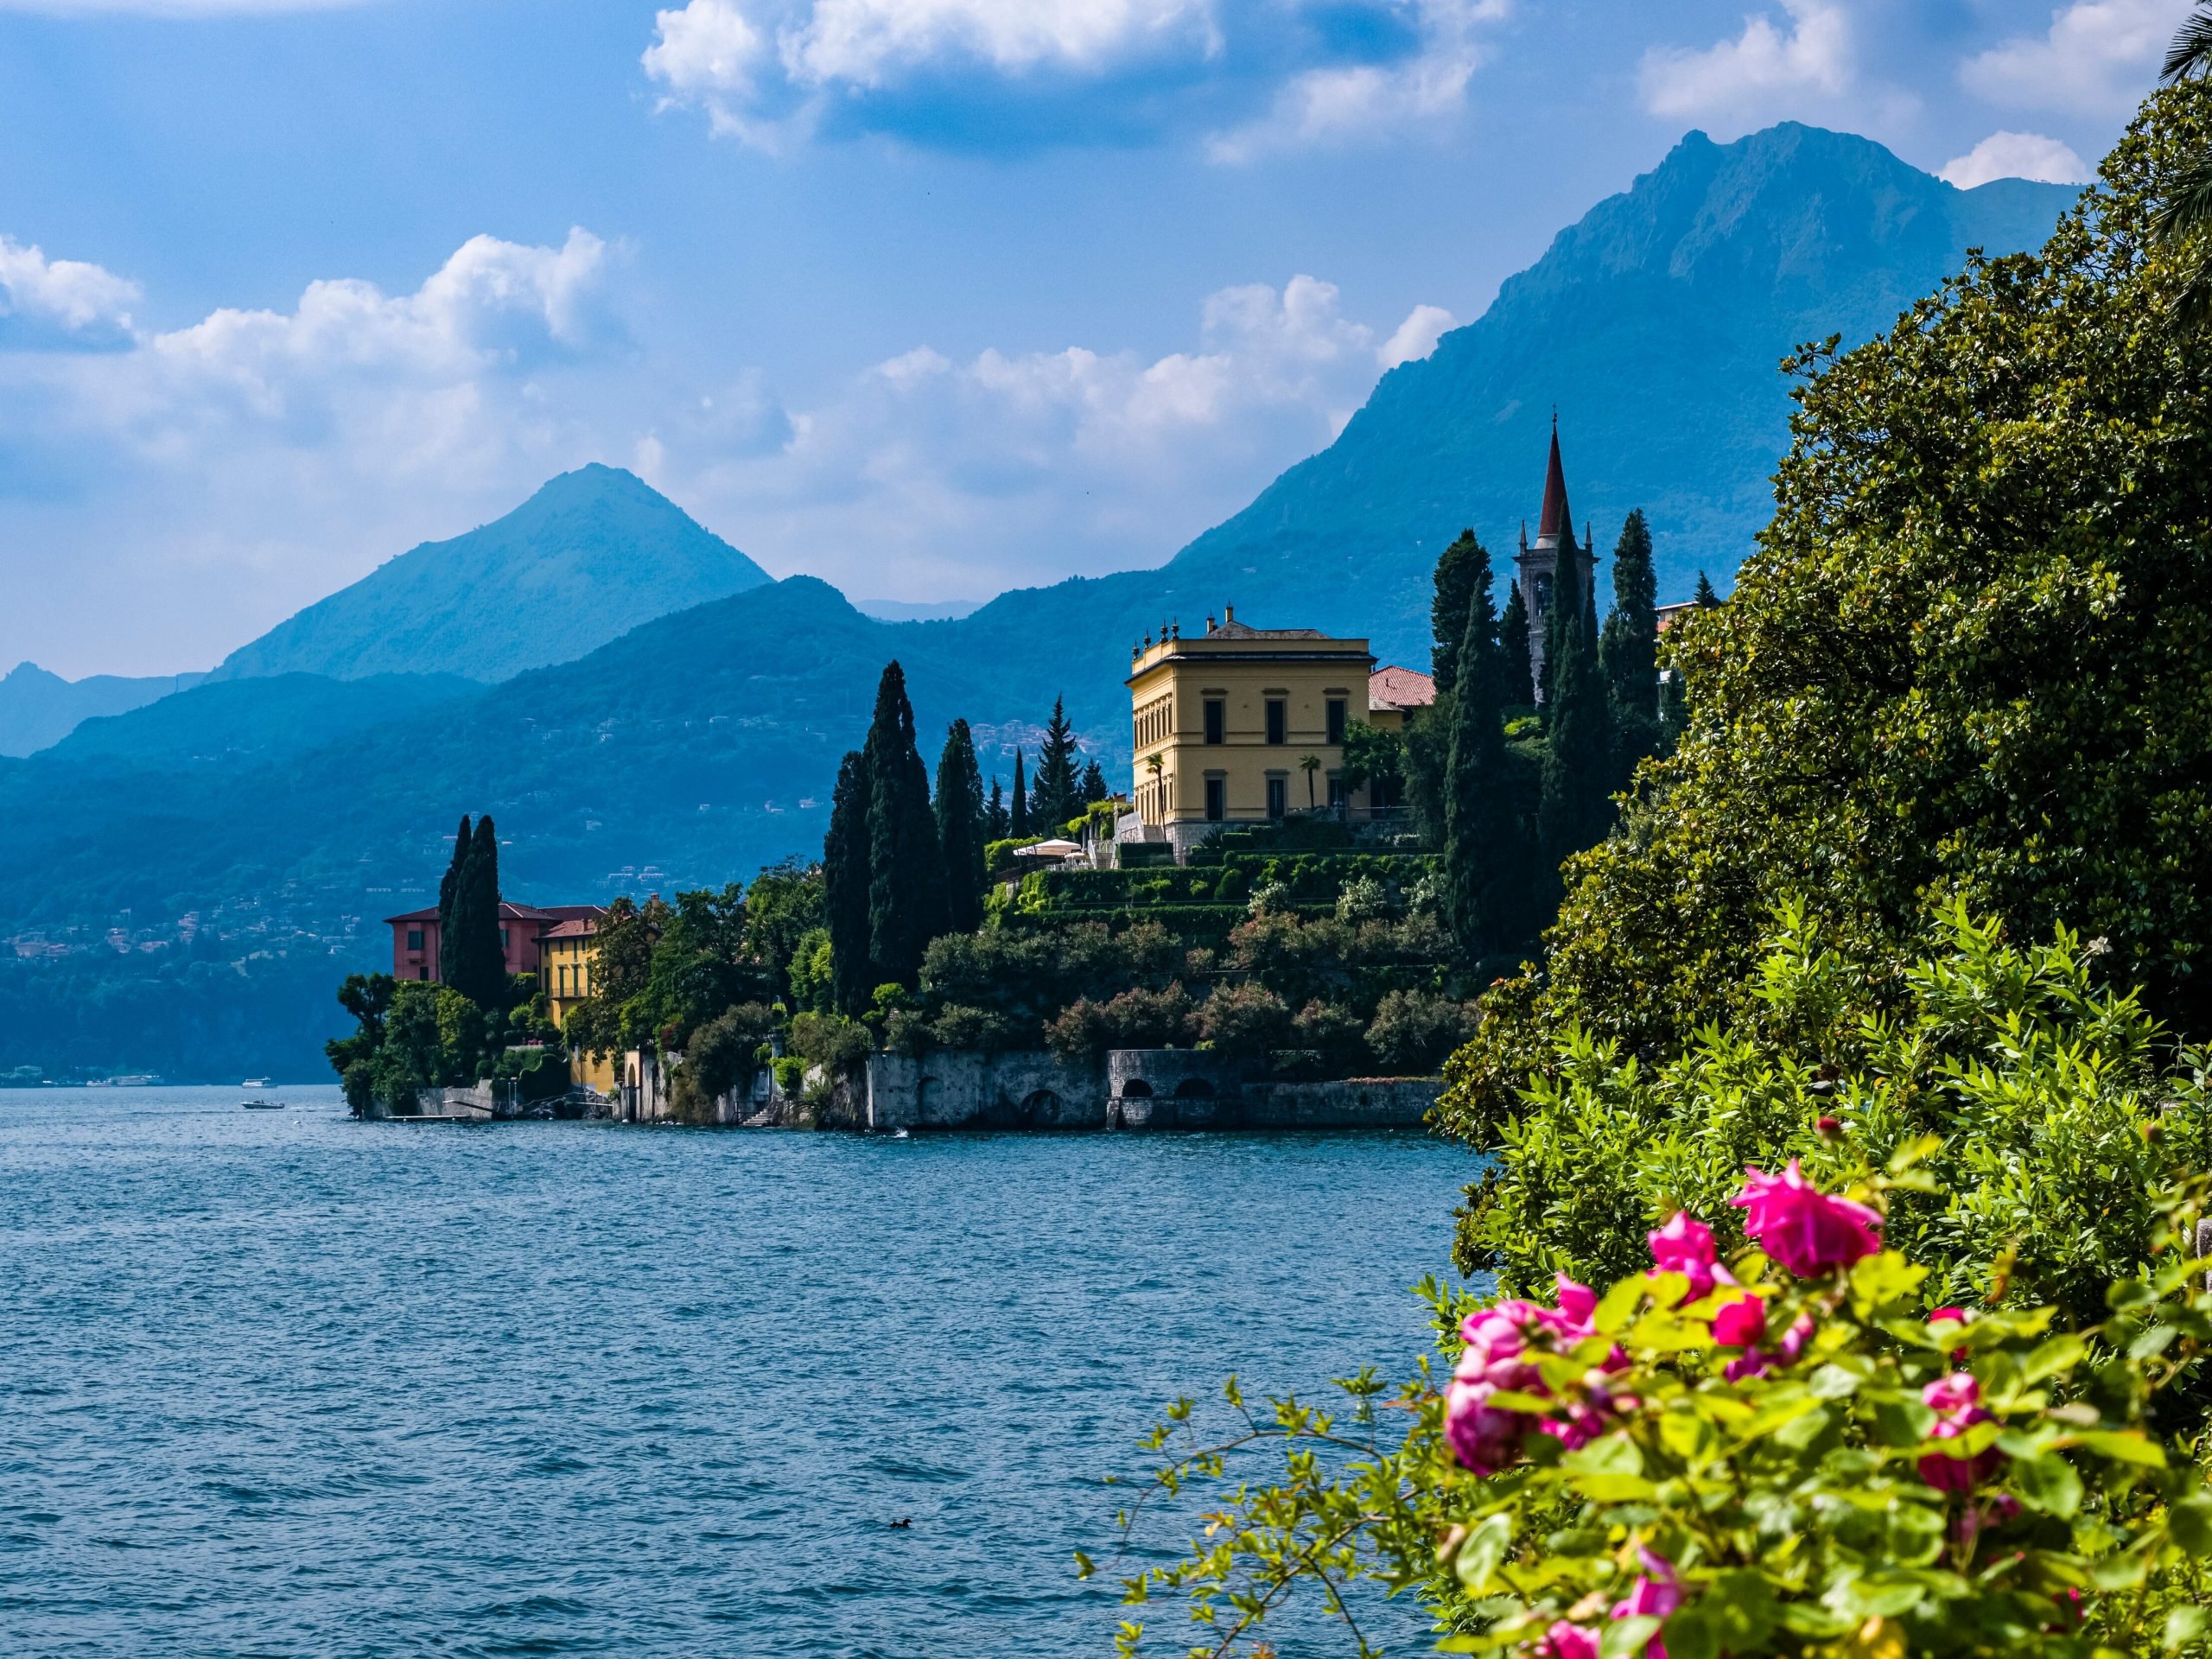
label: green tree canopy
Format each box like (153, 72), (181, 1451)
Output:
(445, 814), (507, 1010)
(1029, 697), (1083, 830)
(1498, 581), (1534, 708)
(1428, 528), (1484, 695)
(864, 660), (949, 993)
(1440, 79), (2212, 1141)
(1599, 507), (1662, 786)
(935, 718), (988, 934)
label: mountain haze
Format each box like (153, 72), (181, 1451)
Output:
(208, 464), (772, 685)
(0, 121), (2087, 1076)
(0, 663), (207, 758)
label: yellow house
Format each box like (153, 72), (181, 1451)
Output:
(1126, 606), (1389, 861)
(541, 916), (617, 1093)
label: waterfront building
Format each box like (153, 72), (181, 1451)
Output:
(384, 902), (607, 987)
(1124, 606), (1401, 861)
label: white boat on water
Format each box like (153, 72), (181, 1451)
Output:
(241, 1077), (271, 1088)
(242, 1099), (285, 1111)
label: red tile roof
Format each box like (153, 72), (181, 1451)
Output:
(1368, 664), (1437, 713)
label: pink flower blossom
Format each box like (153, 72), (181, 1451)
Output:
(1778, 1313), (1815, 1363)
(1554, 1274), (1598, 1331)
(1918, 1371), (2001, 1491)
(1724, 1348), (1771, 1382)
(1648, 1211), (1719, 1300)
(1608, 1549), (1681, 1658)
(1535, 1622), (1601, 1659)
(1710, 1294), (1767, 1349)
(1731, 1161), (1882, 1277)
(1446, 1300), (1571, 1473)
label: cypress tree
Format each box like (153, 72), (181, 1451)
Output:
(1441, 536), (1532, 958)
(1428, 529), (1484, 696)
(863, 661), (948, 992)
(1538, 553), (1615, 872)
(1499, 581), (1534, 708)
(1599, 509), (1662, 789)
(436, 812), (471, 986)
(1030, 697), (1082, 830)
(1009, 750), (1030, 837)
(448, 814), (506, 1008)
(824, 750), (874, 1015)
(986, 776), (1009, 842)
(935, 719), (988, 936)
(1694, 569), (1721, 607)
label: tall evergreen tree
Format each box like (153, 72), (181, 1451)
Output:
(823, 750), (874, 1015)
(435, 812), (471, 986)
(1428, 529), (1484, 696)
(1440, 536), (1533, 958)
(1009, 750), (1030, 837)
(986, 776), (1010, 842)
(448, 814), (506, 1008)
(863, 661), (948, 993)
(1080, 760), (1107, 805)
(1538, 552), (1615, 872)
(1694, 569), (1721, 607)
(1599, 509), (1662, 789)
(1499, 582), (1535, 707)
(1030, 697), (1082, 830)
(934, 719), (988, 935)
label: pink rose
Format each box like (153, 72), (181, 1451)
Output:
(1710, 1294), (1767, 1349)
(1730, 1160), (1882, 1276)
(1608, 1548), (1681, 1658)
(1535, 1622), (1602, 1659)
(1724, 1348), (1771, 1382)
(1917, 1372), (2000, 1491)
(1554, 1274), (1599, 1332)
(1647, 1211), (1724, 1300)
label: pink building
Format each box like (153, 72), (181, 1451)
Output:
(385, 902), (607, 984)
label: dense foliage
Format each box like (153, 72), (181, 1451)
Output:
(1103, 1156), (2212, 1659)
(1454, 902), (2212, 1339)
(1440, 82), (2212, 1142)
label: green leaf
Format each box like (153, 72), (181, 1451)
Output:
(1074, 1550), (1096, 1580)
(1602, 1616), (1663, 1659)
(1658, 1410), (1717, 1462)
(1871, 1399), (1938, 1447)
(2088, 1551), (2148, 1590)
(1775, 1403), (1834, 1450)
(2166, 1491), (2212, 1557)
(2164, 1605), (2208, 1651)
(2013, 1452), (2084, 1518)
(2020, 1332), (2090, 1384)
(1849, 1251), (1929, 1316)
(2127, 1323), (2178, 1361)
(1808, 1363), (1865, 1399)
(1561, 1433), (1644, 1478)
(1455, 1513), (1514, 1593)
(2074, 1430), (2167, 1468)
(1593, 1274), (1648, 1335)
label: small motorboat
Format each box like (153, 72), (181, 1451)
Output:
(241, 1077), (272, 1088)
(242, 1098), (286, 1111)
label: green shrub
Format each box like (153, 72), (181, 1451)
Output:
(1363, 986), (1478, 1075)
(1044, 982), (1200, 1059)
(1103, 1157), (2212, 1659)
(1198, 982), (1290, 1058)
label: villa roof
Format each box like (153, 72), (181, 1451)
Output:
(1205, 619), (1329, 640)
(382, 901), (608, 928)
(539, 918), (600, 939)
(1368, 664), (1437, 714)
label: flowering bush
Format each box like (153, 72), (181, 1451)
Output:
(1096, 1152), (2212, 1658)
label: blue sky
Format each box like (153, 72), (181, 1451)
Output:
(0, 0), (2182, 677)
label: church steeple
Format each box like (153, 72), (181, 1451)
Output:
(1536, 411), (1573, 546)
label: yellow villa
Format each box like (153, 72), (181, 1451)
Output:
(540, 916), (618, 1093)
(1123, 605), (1433, 862)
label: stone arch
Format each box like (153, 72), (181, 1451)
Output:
(1020, 1089), (1062, 1124)
(1119, 1077), (1154, 1098)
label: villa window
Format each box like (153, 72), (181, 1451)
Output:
(1266, 777), (1287, 819)
(406, 928), (423, 950)
(499, 927), (510, 950)
(1265, 698), (1287, 746)
(416, 966), (429, 982)
(1327, 773), (1345, 809)
(1325, 697), (1346, 745)
(1205, 778), (1226, 821)
(1204, 698), (1224, 745)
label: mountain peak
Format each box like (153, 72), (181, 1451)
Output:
(209, 469), (772, 685)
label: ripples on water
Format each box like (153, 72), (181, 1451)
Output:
(0, 1087), (1478, 1657)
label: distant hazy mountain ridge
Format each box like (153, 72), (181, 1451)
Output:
(207, 464), (773, 685)
(0, 662), (207, 759)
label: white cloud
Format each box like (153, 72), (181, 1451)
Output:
(781, 0), (1217, 85)
(645, 0), (1504, 157)
(1377, 303), (1455, 368)
(1637, 0), (1852, 119)
(1937, 130), (2094, 188)
(0, 235), (140, 340)
(1958, 0), (2192, 117)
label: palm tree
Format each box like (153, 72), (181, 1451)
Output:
(1145, 753), (1165, 823)
(1299, 753), (1321, 811)
(2155, 3), (2212, 323)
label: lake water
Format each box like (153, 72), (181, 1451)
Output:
(0, 1086), (1478, 1657)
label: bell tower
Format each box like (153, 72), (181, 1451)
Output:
(1513, 413), (1596, 702)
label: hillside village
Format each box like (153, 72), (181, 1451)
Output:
(330, 427), (1694, 1128)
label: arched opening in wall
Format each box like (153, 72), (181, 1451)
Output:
(1173, 1077), (1216, 1100)
(1119, 1078), (1154, 1098)
(1020, 1089), (1061, 1124)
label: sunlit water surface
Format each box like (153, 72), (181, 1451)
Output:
(0, 1086), (1477, 1657)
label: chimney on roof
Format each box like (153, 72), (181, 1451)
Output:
(1224, 602), (1236, 624)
